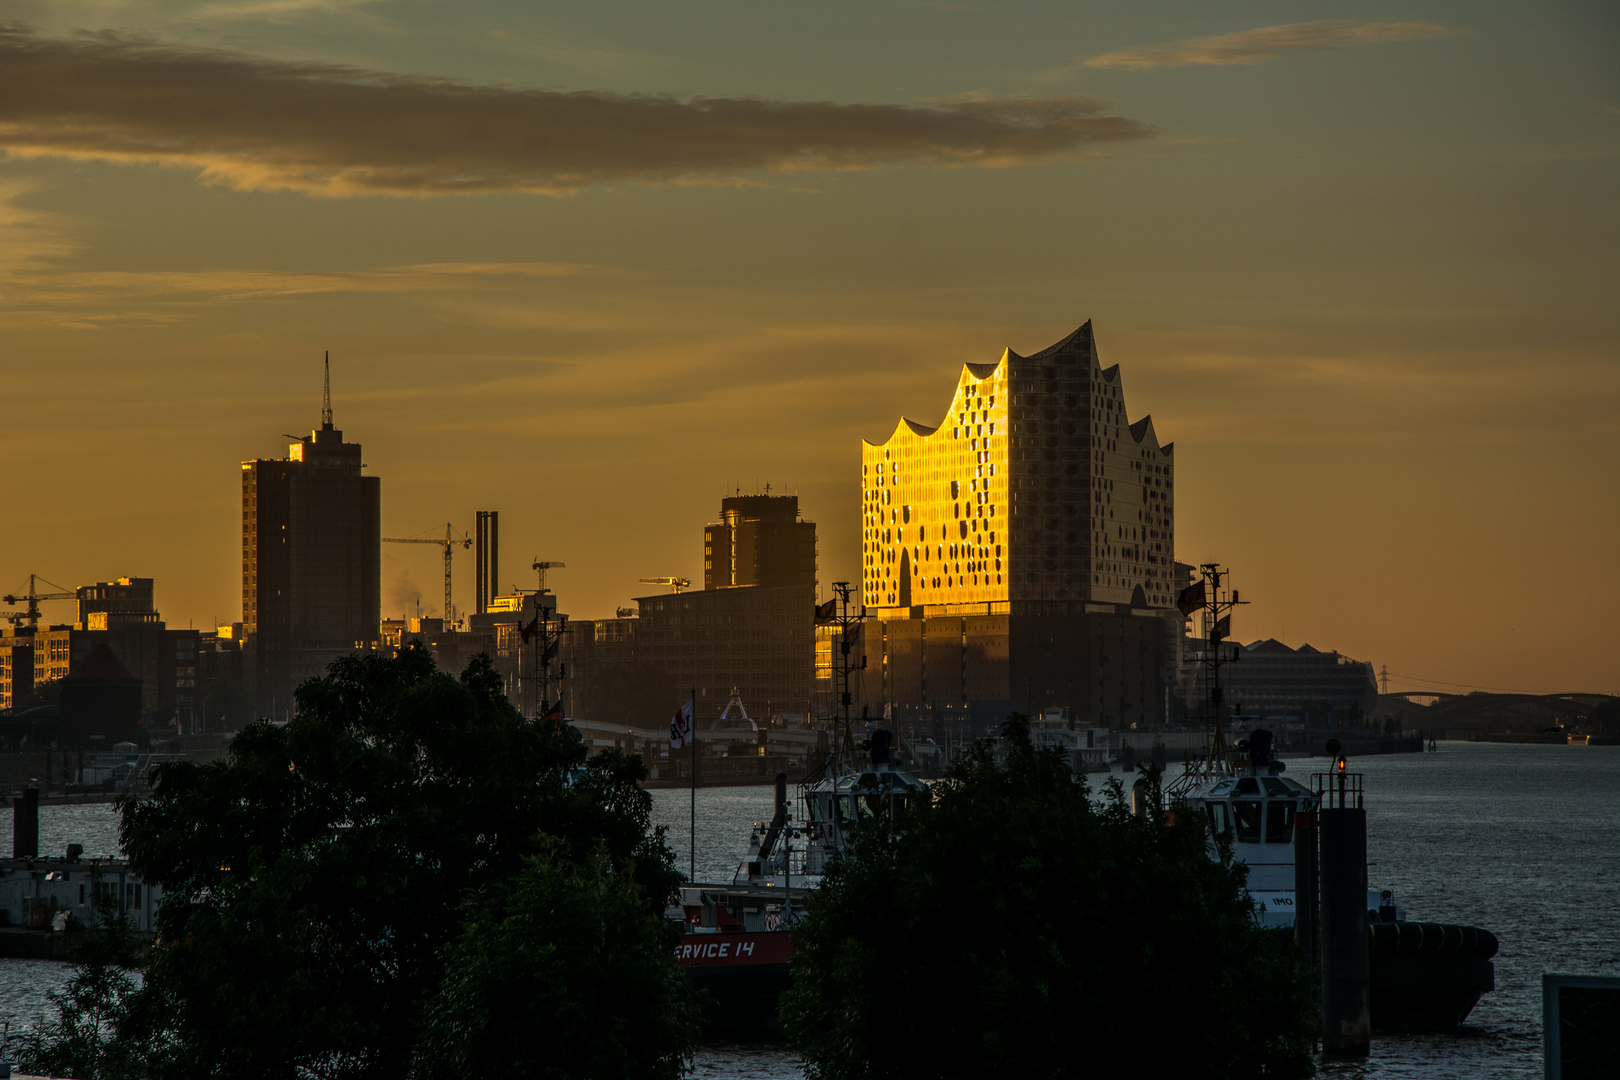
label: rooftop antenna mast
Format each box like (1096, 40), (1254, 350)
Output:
(321, 351), (333, 429)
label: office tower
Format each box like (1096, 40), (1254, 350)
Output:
(475, 511), (499, 615)
(704, 494), (817, 590)
(242, 366), (380, 718)
(856, 321), (1181, 732)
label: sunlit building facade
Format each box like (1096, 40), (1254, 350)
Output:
(856, 321), (1182, 733)
(862, 320), (1176, 611)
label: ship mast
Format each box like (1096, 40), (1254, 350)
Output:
(1196, 562), (1247, 774)
(828, 581), (864, 767)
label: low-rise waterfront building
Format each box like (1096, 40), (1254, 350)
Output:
(1192, 638), (1378, 725)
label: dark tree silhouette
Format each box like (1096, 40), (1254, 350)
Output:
(15, 648), (689, 1080)
(782, 716), (1315, 1080)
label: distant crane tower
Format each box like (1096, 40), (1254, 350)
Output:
(532, 560), (566, 597)
(2, 574), (77, 628)
(383, 524), (471, 624)
(638, 577), (690, 594)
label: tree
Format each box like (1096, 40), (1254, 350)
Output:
(3, 913), (158, 1080)
(199, 676), (253, 731)
(23, 647), (687, 1080)
(414, 841), (696, 1080)
(781, 716), (1315, 1080)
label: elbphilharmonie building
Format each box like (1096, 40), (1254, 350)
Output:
(853, 321), (1183, 731)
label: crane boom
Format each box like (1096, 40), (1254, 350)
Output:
(383, 523), (471, 624)
(638, 576), (690, 594)
(3, 574), (77, 628)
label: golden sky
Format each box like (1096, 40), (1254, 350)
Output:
(1, 2), (1615, 695)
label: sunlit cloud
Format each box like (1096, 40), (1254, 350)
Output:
(0, 26), (1155, 197)
(0, 259), (617, 329)
(1085, 20), (1459, 70)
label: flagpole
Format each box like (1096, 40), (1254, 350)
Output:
(689, 688), (697, 883)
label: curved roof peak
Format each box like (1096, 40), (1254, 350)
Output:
(1026, 319), (1094, 361)
(902, 417), (938, 437)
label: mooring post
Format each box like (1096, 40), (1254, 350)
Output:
(12, 783), (40, 860)
(1318, 803), (1370, 1056)
(1293, 808), (1319, 975)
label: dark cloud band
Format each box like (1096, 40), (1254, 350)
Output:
(0, 27), (1154, 196)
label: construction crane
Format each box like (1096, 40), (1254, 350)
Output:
(532, 560), (566, 596)
(638, 577), (690, 594)
(383, 524), (471, 625)
(3, 575), (77, 628)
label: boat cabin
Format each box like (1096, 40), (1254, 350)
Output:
(1183, 771), (1317, 927)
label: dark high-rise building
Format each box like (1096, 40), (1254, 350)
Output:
(704, 495), (817, 590)
(242, 370), (380, 718)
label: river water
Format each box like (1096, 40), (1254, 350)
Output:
(4, 742), (1615, 1077)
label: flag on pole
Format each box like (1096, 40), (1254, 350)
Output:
(1211, 614), (1231, 641)
(1175, 580), (1206, 615)
(814, 598), (837, 622)
(669, 698), (695, 750)
(543, 699), (562, 721)
(518, 613), (540, 644)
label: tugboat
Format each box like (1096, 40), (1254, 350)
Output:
(671, 715), (928, 1035)
(1169, 564), (1498, 1028)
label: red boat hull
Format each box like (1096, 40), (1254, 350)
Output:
(677, 930), (794, 1038)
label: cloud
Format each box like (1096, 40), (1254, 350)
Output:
(20, 261), (610, 298)
(0, 258), (618, 331)
(0, 182), (79, 275)
(0, 26), (1155, 197)
(1085, 20), (1459, 70)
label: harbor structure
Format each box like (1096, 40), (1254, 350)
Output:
(241, 362), (381, 719)
(856, 320), (1182, 733)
